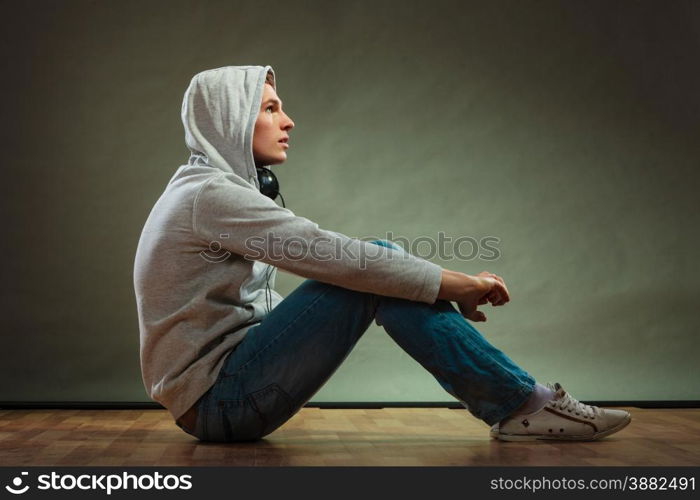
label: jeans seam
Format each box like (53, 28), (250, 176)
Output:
(246, 394), (267, 437)
(441, 310), (528, 386)
(436, 307), (535, 423)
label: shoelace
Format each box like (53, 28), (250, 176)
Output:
(554, 391), (599, 419)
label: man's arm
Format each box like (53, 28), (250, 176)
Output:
(193, 174), (443, 304)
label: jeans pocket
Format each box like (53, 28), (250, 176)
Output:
(248, 383), (295, 438)
(217, 397), (264, 442)
(216, 383), (294, 441)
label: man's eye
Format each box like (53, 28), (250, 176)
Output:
(266, 106), (274, 112)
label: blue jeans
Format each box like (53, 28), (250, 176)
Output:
(179, 240), (536, 442)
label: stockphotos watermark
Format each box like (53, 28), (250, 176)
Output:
(3, 470), (192, 495)
(199, 231), (501, 266)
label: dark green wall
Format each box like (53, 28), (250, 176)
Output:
(1, 0), (698, 404)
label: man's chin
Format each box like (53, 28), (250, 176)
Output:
(269, 154), (287, 165)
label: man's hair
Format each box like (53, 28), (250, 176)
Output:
(265, 71), (275, 87)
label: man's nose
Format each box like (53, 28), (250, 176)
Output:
(282, 112), (294, 130)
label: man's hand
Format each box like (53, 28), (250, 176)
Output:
(475, 271), (509, 305)
(437, 269), (510, 322)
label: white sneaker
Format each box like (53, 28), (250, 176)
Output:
(489, 382), (631, 441)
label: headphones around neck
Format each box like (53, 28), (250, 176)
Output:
(256, 166), (285, 207)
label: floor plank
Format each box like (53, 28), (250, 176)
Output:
(0, 407), (697, 466)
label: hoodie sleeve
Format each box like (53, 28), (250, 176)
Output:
(192, 174), (443, 304)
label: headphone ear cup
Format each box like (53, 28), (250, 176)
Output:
(256, 167), (279, 200)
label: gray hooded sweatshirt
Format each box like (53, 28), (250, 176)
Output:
(133, 65), (444, 422)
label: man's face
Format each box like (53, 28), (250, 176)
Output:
(252, 83), (294, 167)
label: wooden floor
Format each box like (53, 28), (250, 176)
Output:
(1, 407), (698, 466)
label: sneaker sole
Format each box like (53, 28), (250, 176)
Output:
(490, 413), (631, 442)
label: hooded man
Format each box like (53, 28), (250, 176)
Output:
(133, 65), (631, 442)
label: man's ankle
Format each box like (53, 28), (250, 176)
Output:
(508, 382), (556, 417)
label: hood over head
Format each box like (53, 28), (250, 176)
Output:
(181, 65), (276, 186)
